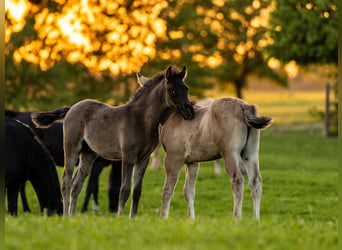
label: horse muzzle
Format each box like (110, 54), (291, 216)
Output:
(180, 103), (195, 120)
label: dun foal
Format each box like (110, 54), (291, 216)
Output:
(33, 66), (195, 217)
(160, 98), (271, 220)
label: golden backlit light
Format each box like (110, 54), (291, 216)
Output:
(6, 0), (303, 79)
(6, 0), (168, 74)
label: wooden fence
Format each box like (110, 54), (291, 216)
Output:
(323, 83), (338, 137)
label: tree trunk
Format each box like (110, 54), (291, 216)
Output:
(236, 84), (243, 99)
(234, 78), (244, 99)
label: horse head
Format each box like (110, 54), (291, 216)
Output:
(137, 66), (195, 120)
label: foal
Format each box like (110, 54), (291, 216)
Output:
(33, 66), (195, 217)
(160, 98), (272, 220)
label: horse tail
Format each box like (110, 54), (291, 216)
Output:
(32, 107), (70, 128)
(242, 104), (272, 130)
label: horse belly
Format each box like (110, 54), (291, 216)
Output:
(185, 137), (220, 163)
(84, 133), (122, 160)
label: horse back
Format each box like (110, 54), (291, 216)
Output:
(64, 99), (144, 160)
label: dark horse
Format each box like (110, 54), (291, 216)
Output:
(33, 66), (195, 217)
(5, 117), (63, 216)
(5, 110), (122, 213)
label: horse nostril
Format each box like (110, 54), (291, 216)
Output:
(186, 105), (195, 118)
(188, 105), (194, 114)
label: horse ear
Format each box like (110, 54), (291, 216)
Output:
(179, 66), (187, 79)
(165, 66), (173, 80)
(136, 72), (149, 86)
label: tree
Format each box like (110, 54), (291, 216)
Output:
(6, 0), (168, 74)
(265, 0), (337, 64)
(266, 0), (338, 136)
(5, 0), (169, 109)
(146, 0), (288, 98)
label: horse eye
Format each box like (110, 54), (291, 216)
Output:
(170, 90), (176, 97)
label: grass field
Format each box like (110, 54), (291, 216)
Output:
(5, 81), (338, 249)
(5, 127), (338, 250)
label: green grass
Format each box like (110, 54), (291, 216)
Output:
(5, 128), (337, 249)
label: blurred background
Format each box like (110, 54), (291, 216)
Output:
(5, 0), (338, 135)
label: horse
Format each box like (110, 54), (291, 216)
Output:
(159, 97), (272, 220)
(5, 109), (122, 213)
(5, 117), (63, 216)
(151, 95), (272, 220)
(32, 65), (195, 217)
(149, 98), (247, 176)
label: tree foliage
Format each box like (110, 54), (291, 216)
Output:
(6, 0), (168, 74)
(7, 0), (335, 109)
(266, 0), (338, 136)
(147, 0), (287, 98)
(5, 0), (168, 109)
(266, 0), (337, 64)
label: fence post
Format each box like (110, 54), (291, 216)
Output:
(323, 83), (330, 136)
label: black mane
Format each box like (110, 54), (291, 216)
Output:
(130, 66), (184, 102)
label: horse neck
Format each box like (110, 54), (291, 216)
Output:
(133, 81), (172, 132)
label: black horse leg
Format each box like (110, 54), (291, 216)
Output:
(7, 185), (20, 216)
(19, 183), (31, 212)
(108, 161), (122, 213)
(81, 161), (104, 212)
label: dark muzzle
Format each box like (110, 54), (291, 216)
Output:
(181, 103), (195, 120)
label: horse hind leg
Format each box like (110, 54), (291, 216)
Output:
(81, 162), (103, 213)
(223, 151), (244, 220)
(242, 130), (262, 220)
(184, 162), (199, 219)
(245, 158), (261, 220)
(69, 150), (97, 215)
(62, 146), (80, 216)
(213, 160), (222, 176)
(150, 144), (161, 171)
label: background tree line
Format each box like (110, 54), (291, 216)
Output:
(5, 0), (337, 112)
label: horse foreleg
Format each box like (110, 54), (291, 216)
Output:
(69, 151), (97, 215)
(223, 152), (244, 220)
(184, 162), (199, 219)
(130, 157), (150, 218)
(20, 183), (31, 212)
(7, 185), (20, 216)
(161, 155), (183, 218)
(118, 160), (134, 217)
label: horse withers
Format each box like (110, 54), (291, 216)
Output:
(32, 66), (195, 217)
(159, 97), (272, 220)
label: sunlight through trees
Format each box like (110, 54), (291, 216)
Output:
(6, 0), (168, 74)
